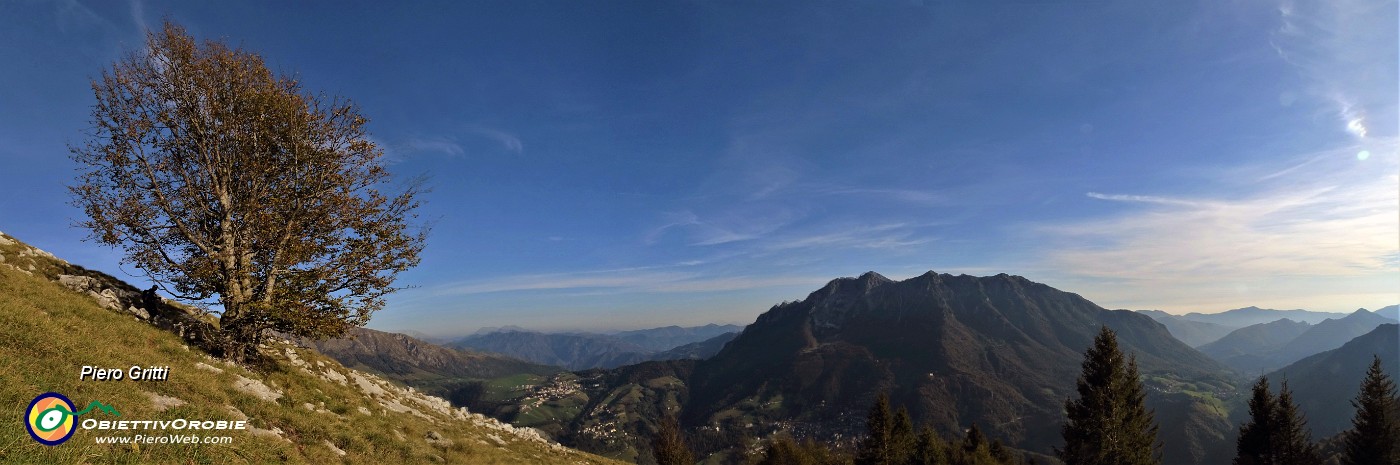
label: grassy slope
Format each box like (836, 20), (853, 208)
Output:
(0, 235), (623, 465)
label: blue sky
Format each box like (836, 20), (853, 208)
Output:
(1, 1), (1395, 336)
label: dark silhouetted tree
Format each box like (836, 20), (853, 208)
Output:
(755, 435), (804, 465)
(1272, 381), (1321, 465)
(988, 440), (1014, 464)
(653, 415), (694, 465)
(71, 21), (426, 361)
(913, 426), (948, 465)
(1340, 356), (1400, 465)
(754, 435), (849, 465)
(962, 424), (986, 457)
(858, 394), (895, 465)
(1235, 377), (1276, 465)
(1057, 326), (1162, 465)
(891, 407), (917, 465)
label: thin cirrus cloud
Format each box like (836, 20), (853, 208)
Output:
(1038, 141), (1398, 311)
(466, 126), (524, 154)
(429, 268), (824, 296)
(645, 208), (802, 247)
(1083, 192), (1212, 208)
(1271, 0), (1393, 140)
(403, 126), (522, 157)
(406, 135), (465, 157)
(761, 223), (931, 252)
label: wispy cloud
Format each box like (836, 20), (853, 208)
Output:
(53, 0), (114, 33)
(128, 0), (148, 32)
(644, 210), (701, 244)
(1084, 192), (1212, 207)
(430, 268), (822, 296)
(407, 135), (465, 156)
(763, 223), (932, 252)
(1040, 141), (1399, 311)
(819, 187), (945, 206)
(401, 125), (522, 158)
(1270, 0), (1394, 140)
(466, 125), (524, 154)
(645, 208), (800, 247)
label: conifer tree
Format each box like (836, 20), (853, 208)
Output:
(1341, 356), (1399, 465)
(652, 415), (694, 465)
(963, 424), (986, 456)
(989, 440), (1014, 464)
(859, 393), (895, 465)
(1272, 381), (1321, 465)
(1057, 326), (1162, 465)
(913, 426), (949, 465)
(892, 407), (917, 465)
(1234, 377), (1276, 465)
(951, 424), (1012, 465)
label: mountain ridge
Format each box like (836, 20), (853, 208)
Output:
(1135, 309), (1237, 347)
(1174, 306), (1349, 327)
(1197, 318), (1313, 371)
(453, 324), (743, 370)
(537, 270), (1240, 464)
(1265, 323), (1399, 438)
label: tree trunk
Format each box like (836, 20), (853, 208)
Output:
(218, 300), (258, 363)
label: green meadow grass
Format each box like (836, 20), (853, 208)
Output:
(0, 257), (623, 465)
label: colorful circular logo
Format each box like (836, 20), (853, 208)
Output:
(25, 392), (77, 446)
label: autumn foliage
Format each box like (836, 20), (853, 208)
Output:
(70, 22), (426, 361)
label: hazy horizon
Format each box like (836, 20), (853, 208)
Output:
(1, 1), (1395, 336)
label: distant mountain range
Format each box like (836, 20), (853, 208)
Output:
(613, 324), (741, 352)
(303, 327), (561, 399)
(1377, 305), (1399, 320)
(453, 324), (743, 370)
(1266, 323), (1398, 438)
(1197, 319), (1312, 370)
(490, 271), (1241, 464)
(1136, 310), (1236, 346)
(648, 331), (738, 361)
(1173, 306), (1347, 327)
(307, 327), (560, 379)
(299, 276), (1394, 465)
(1138, 305), (1396, 349)
(1196, 310), (1393, 374)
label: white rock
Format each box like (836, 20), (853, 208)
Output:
(486, 433), (506, 447)
(324, 440), (347, 456)
(249, 425), (289, 442)
(348, 372), (386, 397)
(145, 391), (186, 412)
(231, 375), (282, 403)
(426, 430), (454, 447)
(320, 368), (347, 385)
(224, 406), (249, 421)
(194, 362), (224, 374)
